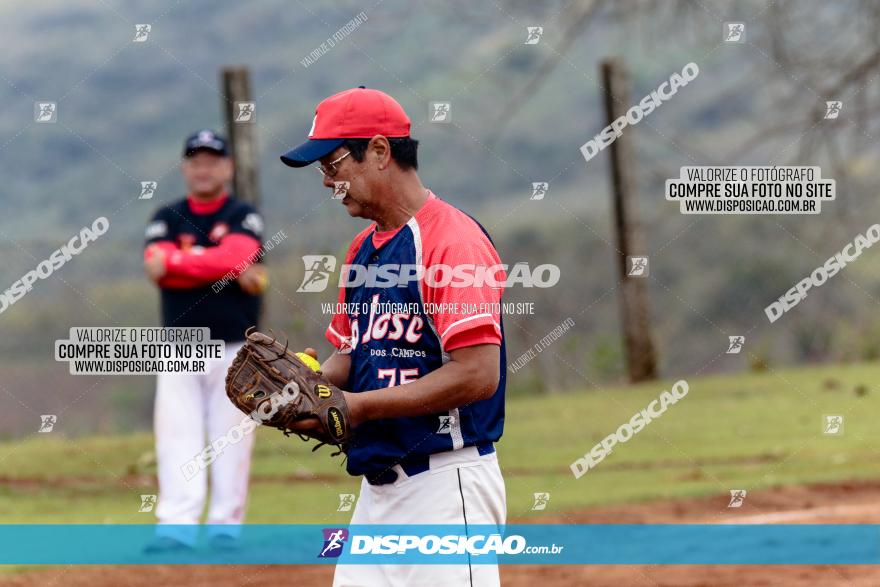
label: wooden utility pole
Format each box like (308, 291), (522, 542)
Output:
(221, 66), (265, 327)
(601, 58), (658, 383)
(221, 67), (260, 206)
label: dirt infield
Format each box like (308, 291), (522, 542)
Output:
(4, 479), (880, 587)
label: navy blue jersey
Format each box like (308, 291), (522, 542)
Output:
(145, 194), (263, 342)
(326, 193), (506, 477)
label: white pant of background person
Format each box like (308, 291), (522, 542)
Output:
(153, 341), (253, 545)
(333, 446), (506, 587)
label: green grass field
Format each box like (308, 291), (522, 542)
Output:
(1, 362), (878, 527)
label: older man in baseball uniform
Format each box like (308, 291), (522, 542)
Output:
(281, 88), (507, 586)
(143, 130), (267, 552)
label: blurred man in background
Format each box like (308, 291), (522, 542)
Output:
(142, 129), (266, 552)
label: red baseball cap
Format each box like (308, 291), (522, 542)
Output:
(280, 86), (411, 168)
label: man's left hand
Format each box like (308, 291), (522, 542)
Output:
(237, 264), (268, 295)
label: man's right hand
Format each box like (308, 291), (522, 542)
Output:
(144, 245), (168, 283)
(316, 350), (351, 390)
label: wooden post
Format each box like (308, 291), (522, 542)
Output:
(221, 67), (260, 206)
(221, 66), (265, 327)
(601, 58), (658, 383)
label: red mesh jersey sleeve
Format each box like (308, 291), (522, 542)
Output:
(418, 203), (504, 352)
(164, 233), (261, 281)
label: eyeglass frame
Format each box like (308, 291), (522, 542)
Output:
(314, 150), (352, 177)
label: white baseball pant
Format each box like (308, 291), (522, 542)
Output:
(152, 341), (253, 545)
(333, 445), (506, 587)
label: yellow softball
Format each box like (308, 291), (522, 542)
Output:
(295, 352), (321, 372)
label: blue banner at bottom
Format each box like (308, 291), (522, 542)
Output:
(0, 524), (876, 565)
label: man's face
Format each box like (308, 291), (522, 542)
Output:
(319, 143), (380, 220)
(181, 151), (232, 196)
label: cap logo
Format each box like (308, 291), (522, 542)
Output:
(198, 130), (214, 142)
(308, 115), (317, 138)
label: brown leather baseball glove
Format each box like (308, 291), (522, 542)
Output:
(225, 329), (351, 455)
